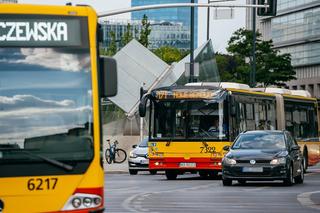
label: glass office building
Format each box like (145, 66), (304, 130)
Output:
(131, 0), (198, 48)
(246, 0), (320, 98)
(101, 20), (191, 51)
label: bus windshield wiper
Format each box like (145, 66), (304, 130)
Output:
(0, 148), (74, 171)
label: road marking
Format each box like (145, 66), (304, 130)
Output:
(243, 186), (270, 192)
(297, 191), (320, 211)
(122, 183), (218, 212)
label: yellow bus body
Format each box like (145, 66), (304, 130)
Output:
(0, 4), (104, 212)
(149, 141), (232, 170)
(147, 86), (320, 174)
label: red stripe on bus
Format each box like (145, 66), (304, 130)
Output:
(149, 157), (222, 170)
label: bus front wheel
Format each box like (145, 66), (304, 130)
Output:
(165, 171), (177, 180)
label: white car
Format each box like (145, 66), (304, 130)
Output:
(128, 138), (157, 175)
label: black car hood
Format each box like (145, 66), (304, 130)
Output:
(226, 149), (285, 160)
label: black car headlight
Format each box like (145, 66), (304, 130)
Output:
(270, 157), (286, 165)
(223, 157), (237, 165)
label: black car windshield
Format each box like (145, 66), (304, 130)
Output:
(232, 133), (286, 150)
(0, 47), (93, 164)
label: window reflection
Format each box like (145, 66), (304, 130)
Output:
(0, 48), (93, 161)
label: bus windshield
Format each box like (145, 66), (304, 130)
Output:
(0, 47), (93, 175)
(151, 100), (228, 141)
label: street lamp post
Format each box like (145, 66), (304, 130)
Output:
(250, 0), (257, 87)
(189, 0), (195, 83)
(207, 0), (210, 41)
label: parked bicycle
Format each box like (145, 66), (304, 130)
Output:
(105, 139), (127, 164)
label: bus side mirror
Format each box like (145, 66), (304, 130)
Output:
(100, 57), (118, 97)
(139, 94), (150, 117)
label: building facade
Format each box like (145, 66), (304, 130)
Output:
(246, 0), (320, 98)
(131, 0), (198, 48)
(101, 20), (191, 51)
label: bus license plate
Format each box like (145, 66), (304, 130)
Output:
(242, 167), (263, 172)
(179, 163), (196, 168)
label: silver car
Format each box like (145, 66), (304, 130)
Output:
(128, 138), (157, 175)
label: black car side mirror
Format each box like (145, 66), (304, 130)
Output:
(223, 145), (230, 151)
(291, 145), (300, 151)
(132, 145), (137, 149)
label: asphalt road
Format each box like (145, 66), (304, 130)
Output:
(104, 168), (320, 213)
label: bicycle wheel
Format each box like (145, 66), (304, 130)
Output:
(105, 149), (112, 164)
(114, 149), (127, 163)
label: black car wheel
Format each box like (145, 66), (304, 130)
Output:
(303, 152), (308, 172)
(294, 163), (304, 184)
(222, 178), (232, 186)
(129, 169), (138, 175)
(283, 165), (294, 186)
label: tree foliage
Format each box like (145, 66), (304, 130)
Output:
(106, 31), (117, 56)
(153, 46), (188, 64)
(226, 28), (295, 87)
(121, 23), (133, 47)
(139, 14), (151, 48)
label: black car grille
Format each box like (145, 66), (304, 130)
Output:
(226, 165), (286, 177)
(236, 160), (271, 164)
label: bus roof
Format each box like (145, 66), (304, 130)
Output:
(0, 4), (96, 17)
(149, 83), (317, 102)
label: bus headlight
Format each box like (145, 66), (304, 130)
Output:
(94, 197), (102, 206)
(72, 198), (81, 208)
(62, 193), (102, 210)
(83, 197), (93, 207)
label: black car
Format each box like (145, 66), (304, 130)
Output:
(222, 130), (304, 186)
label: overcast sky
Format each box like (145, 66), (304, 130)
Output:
(19, 0), (246, 53)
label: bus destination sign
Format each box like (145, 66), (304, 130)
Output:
(155, 90), (216, 100)
(0, 16), (86, 47)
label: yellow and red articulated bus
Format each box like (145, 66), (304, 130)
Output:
(0, 4), (117, 213)
(139, 83), (320, 180)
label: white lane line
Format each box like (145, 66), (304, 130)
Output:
(297, 191), (320, 211)
(243, 186), (270, 192)
(122, 183), (219, 213)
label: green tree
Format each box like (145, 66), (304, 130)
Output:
(121, 23), (133, 47)
(139, 14), (151, 48)
(154, 46), (188, 64)
(106, 31), (117, 56)
(227, 28), (295, 86)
